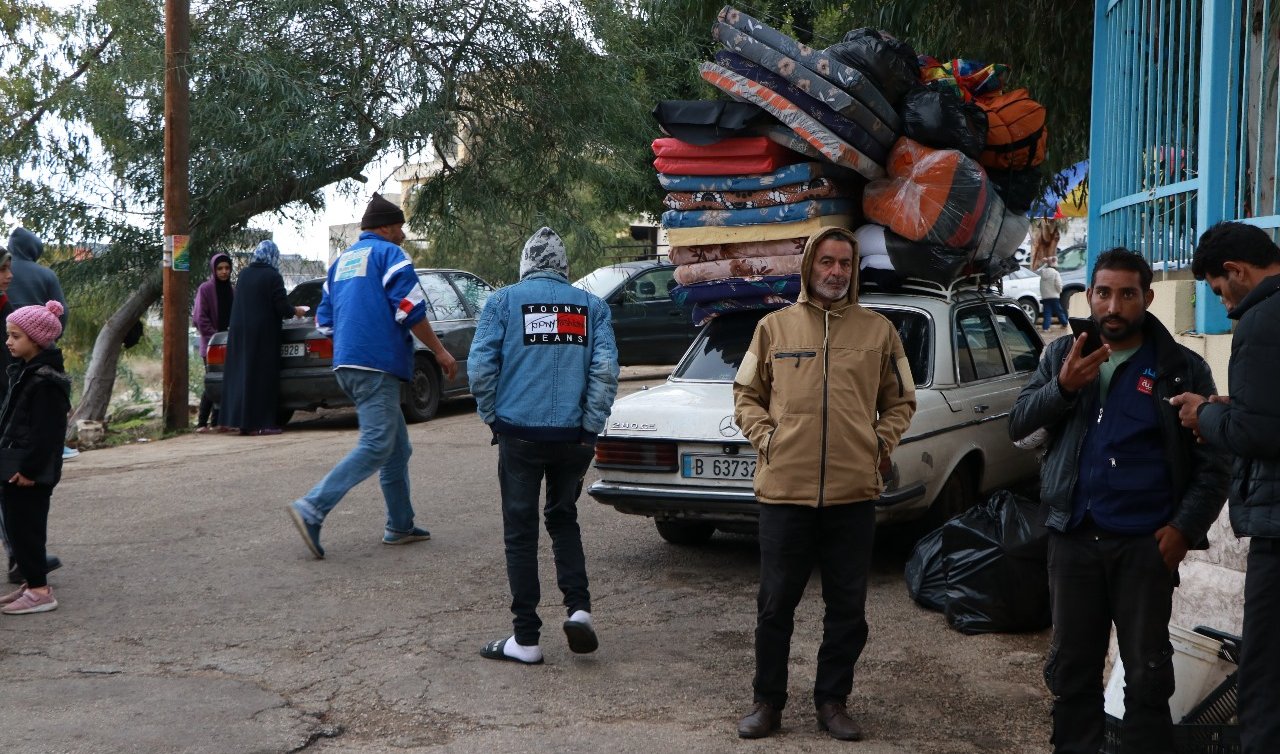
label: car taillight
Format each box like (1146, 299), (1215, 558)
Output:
(306, 337), (333, 359)
(594, 439), (678, 471)
(207, 343), (226, 366)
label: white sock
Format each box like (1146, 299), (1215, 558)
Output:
(503, 636), (542, 663)
(567, 609), (593, 627)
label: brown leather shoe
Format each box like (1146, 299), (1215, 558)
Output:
(816, 701), (863, 741)
(737, 702), (781, 739)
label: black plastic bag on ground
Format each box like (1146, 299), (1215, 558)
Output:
(942, 490), (1051, 635)
(827, 28), (920, 106)
(901, 84), (988, 160)
(905, 525), (948, 611)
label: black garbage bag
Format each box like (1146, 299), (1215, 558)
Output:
(827, 28), (920, 106)
(901, 84), (988, 160)
(905, 525), (948, 611)
(883, 235), (971, 286)
(988, 166), (1043, 214)
(941, 490), (1051, 635)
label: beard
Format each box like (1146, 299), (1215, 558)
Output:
(811, 276), (850, 302)
(1100, 311), (1145, 342)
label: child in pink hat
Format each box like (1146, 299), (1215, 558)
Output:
(0, 300), (71, 615)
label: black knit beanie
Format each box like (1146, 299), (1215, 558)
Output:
(360, 192), (406, 229)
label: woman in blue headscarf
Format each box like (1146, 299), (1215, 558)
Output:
(219, 241), (307, 435)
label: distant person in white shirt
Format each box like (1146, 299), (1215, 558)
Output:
(1036, 256), (1069, 331)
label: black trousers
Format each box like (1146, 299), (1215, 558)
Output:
(1045, 530), (1177, 754)
(1240, 537), (1280, 754)
(497, 435), (595, 646)
(197, 357), (219, 427)
(0, 484), (52, 588)
(753, 502), (876, 710)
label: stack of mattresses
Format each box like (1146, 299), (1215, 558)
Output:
(651, 8), (1051, 321)
(654, 138), (859, 325)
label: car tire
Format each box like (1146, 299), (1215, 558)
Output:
(654, 520), (715, 545)
(1062, 286), (1084, 315)
(920, 464), (975, 532)
(276, 409), (295, 427)
(1018, 297), (1040, 321)
(401, 356), (441, 423)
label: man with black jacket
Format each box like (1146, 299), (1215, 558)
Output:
(1173, 221), (1280, 754)
(1011, 248), (1229, 754)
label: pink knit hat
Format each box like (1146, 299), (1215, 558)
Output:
(9, 300), (64, 348)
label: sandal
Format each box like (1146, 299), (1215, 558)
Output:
(479, 637), (543, 665)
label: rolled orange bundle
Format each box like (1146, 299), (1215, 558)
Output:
(863, 138), (993, 249)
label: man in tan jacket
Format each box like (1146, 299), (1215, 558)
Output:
(733, 227), (917, 741)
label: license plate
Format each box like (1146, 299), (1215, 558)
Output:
(681, 453), (757, 480)
(280, 343), (305, 358)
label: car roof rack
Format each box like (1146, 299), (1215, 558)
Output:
(860, 273), (992, 302)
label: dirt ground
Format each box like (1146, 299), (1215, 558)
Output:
(1, 368), (1052, 753)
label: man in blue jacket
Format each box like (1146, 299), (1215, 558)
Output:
(1010, 248), (1228, 754)
(1173, 221), (1280, 754)
(287, 194), (457, 559)
(468, 227), (619, 664)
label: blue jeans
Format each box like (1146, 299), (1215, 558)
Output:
(293, 368), (416, 533)
(497, 435), (595, 645)
(1043, 298), (1069, 330)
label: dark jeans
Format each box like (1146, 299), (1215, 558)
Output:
(497, 435), (595, 646)
(1042, 298), (1069, 330)
(1045, 530), (1177, 754)
(1241, 537), (1280, 754)
(1, 485), (52, 588)
(753, 502), (876, 710)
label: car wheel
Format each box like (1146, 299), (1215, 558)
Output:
(1018, 297), (1040, 321)
(654, 520), (715, 545)
(920, 465), (975, 532)
(1062, 287), (1084, 315)
(276, 409), (294, 427)
(401, 356), (440, 423)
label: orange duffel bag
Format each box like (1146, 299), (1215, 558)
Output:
(976, 89), (1047, 171)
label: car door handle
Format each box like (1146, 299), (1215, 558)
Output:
(973, 404), (989, 413)
(668, 310), (682, 316)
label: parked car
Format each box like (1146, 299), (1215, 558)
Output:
(572, 260), (701, 366)
(587, 282), (1045, 544)
(999, 266), (1043, 321)
(204, 268), (495, 424)
(1056, 244), (1088, 310)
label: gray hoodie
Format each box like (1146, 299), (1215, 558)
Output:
(6, 228), (68, 328)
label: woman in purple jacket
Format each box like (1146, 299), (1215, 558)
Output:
(192, 253), (234, 432)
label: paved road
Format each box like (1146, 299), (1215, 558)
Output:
(2, 368), (1051, 753)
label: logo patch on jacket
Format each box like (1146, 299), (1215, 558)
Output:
(334, 248), (370, 281)
(522, 304), (588, 346)
(1137, 375), (1154, 395)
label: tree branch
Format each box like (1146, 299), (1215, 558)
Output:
(4, 29), (118, 145)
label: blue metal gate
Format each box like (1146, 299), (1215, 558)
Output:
(1089, 0), (1279, 332)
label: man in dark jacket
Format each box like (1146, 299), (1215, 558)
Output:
(1172, 221), (1280, 754)
(5, 229), (67, 329)
(1010, 248), (1229, 754)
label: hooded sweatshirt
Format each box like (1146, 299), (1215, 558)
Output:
(468, 227), (619, 443)
(6, 229), (68, 329)
(733, 226), (917, 506)
(192, 253), (235, 358)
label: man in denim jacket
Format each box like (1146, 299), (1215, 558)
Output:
(469, 227), (619, 665)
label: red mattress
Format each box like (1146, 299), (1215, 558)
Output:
(653, 154), (801, 176)
(651, 136), (794, 159)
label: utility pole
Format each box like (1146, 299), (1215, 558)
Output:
(162, 0), (190, 430)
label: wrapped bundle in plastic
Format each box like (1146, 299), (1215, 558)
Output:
(863, 138), (993, 248)
(972, 206), (1031, 263)
(674, 254), (804, 285)
(826, 28), (920, 106)
(663, 178), (843, 211)
(901, 84), (988, 160)
(853, 223), (971, 287)
(669, 238), (806, 265)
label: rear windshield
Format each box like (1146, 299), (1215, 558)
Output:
(673, 308), (932, 386)
(288, 281), (324, 311)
